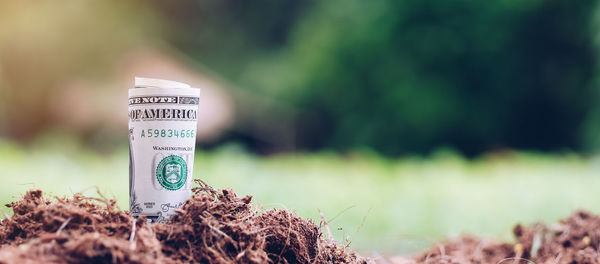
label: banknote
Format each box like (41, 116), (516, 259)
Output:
(128, 77), (200, 222)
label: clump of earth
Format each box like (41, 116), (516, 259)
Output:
(0, 182), (599, 264)
(0, 182), (368, 264)
(391, 210), (600, 264)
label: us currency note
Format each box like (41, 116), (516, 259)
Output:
(128, 77), (200, 222)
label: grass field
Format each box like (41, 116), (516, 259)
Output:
(1, 138), (600, 255)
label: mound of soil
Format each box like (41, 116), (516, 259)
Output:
(2, 184), (600, 264)
(404, 210), (600, 264)
(0, 183), (369, 264)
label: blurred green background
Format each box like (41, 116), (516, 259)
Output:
(1, 0), (600, 256)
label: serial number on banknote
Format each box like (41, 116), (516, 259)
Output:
(140, 129), (196, 139)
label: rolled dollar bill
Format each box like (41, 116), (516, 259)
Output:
(128, 77), (200, 222)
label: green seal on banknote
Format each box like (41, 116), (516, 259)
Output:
(156, 155), (187, 191)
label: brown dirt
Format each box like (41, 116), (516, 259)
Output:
(0, 183), (369, 264)
(406, 210), (600, 264)
(3, 185), (600, 264)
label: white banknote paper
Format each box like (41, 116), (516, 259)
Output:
(128, 77), (200, 222)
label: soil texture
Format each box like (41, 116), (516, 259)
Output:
(0, 183), (368, 264)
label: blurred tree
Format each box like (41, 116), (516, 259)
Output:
(238, 0), (597, 156)
(149, 0), (314, 153)
(149, 0), (312, 77)
(3, 0), (595, 156)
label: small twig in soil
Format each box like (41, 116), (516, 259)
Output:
(513, 243), (523, 264)
(310, 239), (321, 264)
(55, 217), (72, 235)
(192, 179), (218, 198)
(129, 218), (137, 250)
(17, 182), (36, 187)
(327, 205), (356, 224)
(319, 210), (333, 243)
(73, 185), (100, 197)
(207, 222), (238, 250)
(531, 231), (542, 258)
(436, 242), (446, 258)
(353, 206), (372, 238)
(552, 252), (562, 264)
(2, 211), (10, 220)
(424, 252), (432, 264)
(187, 240), (195, 262)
